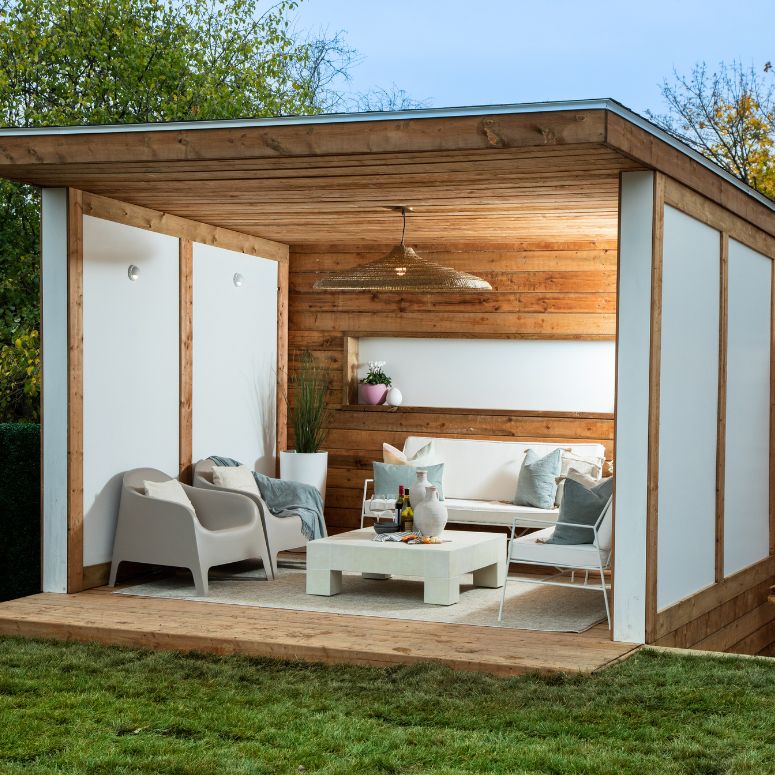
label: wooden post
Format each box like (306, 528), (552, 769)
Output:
(276, 259), (289, 475)
(771, 256), (775, 555)
(715, 233), (729, 580)
(645, 173), (665, 642)
(344, 336), (359, 406)
(66, 188), (84, 594)
(179, 239), (193, 484)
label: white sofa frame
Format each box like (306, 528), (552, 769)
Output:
(361, 437), (608, 530)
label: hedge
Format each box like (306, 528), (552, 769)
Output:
(0, 423), (41, 601)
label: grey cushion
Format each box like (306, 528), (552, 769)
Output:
(548, 476), (614, 545)
(373, 462), (445, 500)
(513, 448), (562, 510)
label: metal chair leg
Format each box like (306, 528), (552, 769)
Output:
(598, 556), (611, 629)
(498, 572), (508, 622)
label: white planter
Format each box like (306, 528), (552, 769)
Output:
(280, 450), (328, 505)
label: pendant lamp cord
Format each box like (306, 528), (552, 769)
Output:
(400, 207), (407, 246)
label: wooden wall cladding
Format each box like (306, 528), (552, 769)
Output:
(288, 240), (617, 531)
(653, 555), (775, 655)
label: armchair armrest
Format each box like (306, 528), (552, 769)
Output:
(115, 488), (200, 562)
(184, 485), (260, 530)
(510, 516), (598, 533)
(120, 487), (197, 529)
(362, 478), (374, 504)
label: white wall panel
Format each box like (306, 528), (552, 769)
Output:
(358, 338), (615, 412)
(41, 188), (69, 592)
(657, 206), (720, 610)
(192, 244), (278, 473)
(723, 240), (771, 576)
(613, 171), (656, 643)
(82, 216), (180, 567)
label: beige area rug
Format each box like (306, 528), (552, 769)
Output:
(116, 564), (607, 633)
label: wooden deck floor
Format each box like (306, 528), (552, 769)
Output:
(0, 586), (638, 676)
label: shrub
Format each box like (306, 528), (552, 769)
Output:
(0, 422), (41, 601)
(0, 328), (40, 422)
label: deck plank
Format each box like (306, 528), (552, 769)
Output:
(0, 588), (637, 676)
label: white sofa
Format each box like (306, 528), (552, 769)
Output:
(362, 436), (607, 529)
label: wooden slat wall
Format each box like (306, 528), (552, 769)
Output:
(652, 555), (775, 655)
(288, 241), (616, 531)
(648, 179), (775, 655)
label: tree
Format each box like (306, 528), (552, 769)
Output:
(352, 85), (427, 113)
(0, 0), (356, 421)
(649, 61), (775, 200)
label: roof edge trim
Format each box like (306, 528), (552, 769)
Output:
(0, 98), (772, 213)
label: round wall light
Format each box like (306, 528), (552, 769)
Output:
(233, 272), (244, 288)
(127, 265), (140, 281)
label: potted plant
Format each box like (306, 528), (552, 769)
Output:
(359, 361), (392, 405)
(280, 351), (331, 502)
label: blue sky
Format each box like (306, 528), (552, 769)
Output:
(293, 0), (774, 115)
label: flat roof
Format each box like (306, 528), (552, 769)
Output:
(0, 98), (772, 215)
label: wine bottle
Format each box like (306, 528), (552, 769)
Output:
(401, 488), (414, 533)
(395, 485), (404, 527)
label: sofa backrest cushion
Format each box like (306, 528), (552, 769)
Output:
(403, 436), (607, 502)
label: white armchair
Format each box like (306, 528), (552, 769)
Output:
(193, 458), (320, 577)
(498, 496), (613, 628)
(109, 467), (272, 595)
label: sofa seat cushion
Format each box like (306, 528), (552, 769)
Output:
(511, 527), (610, 568)
(445, 498), (559, 528)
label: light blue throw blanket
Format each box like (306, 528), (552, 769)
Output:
(208, 456), (326, 541)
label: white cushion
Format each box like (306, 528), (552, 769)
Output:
(212, 465), (260, 496)
(445, 497), (559, 528)
(383, 440), (438, 466)
(560, 450), (604, 480)
(511, 526), (610, 569)
(143, 479), (195, 514)
(402, 437), (606, 502)
(595, 497), (614, 552)
(555, 466), (605, 507)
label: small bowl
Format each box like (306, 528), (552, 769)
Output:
(373, 522), (400, 535)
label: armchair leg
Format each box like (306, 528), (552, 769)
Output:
(108, 558), (121, 587)
(262, 555), (275, 581)
(190, 563), (209, 596)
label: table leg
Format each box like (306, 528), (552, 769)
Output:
(424, 577), (460, 605)
(306, 569), (343, 596)
(472, 560), (505, 589)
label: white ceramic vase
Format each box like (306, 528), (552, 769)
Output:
(413, 469), (431, 507)
(386, 387), (403, 406)
(413, 485), (447, 537)
(279, 450), (328, 505)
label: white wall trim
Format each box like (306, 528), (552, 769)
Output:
(41, 188), (68, 592)
(613, 171), (655, 643)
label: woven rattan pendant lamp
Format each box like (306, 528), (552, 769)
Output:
(313, 207), (492, 291)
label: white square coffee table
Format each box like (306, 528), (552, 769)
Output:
(306, 528), (506, 605)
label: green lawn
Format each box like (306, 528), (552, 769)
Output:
(1, 638), (774, 774)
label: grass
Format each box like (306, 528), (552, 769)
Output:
(1, 638), (774, 774)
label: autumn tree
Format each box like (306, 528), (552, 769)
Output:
(0, 0), (356, 421)
(648, 61), (775, 199)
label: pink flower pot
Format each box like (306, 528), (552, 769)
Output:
(359, 383), (389, 405)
